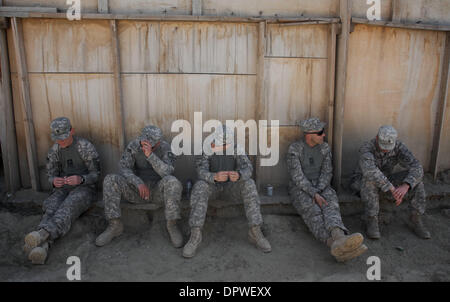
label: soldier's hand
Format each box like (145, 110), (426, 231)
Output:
(214, 171), (229, 182)
(141, 140), (153, 157)
(314, 193), (328, 208)
(394, 184), (409, 206)
(66, 175), (82, 186)
(229, 171), (240, 182)
(138, 184), (150, 200)
(53, 177), (65, 188)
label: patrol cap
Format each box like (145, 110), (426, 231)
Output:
(299, 117), (326, 133)
(138, 125), (163, 145)
(377, 125), (397, 151)
(50, 117), (72, 141)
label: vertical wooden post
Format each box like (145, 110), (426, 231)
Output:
(332, 0), (351, 191)
(0, 15), (21, 192)
(326, 23), (337, 149)
(98, 0), (109, 14)
(430, 32), (450, 180)
(391, 0), (402, 22)
(11, 17), (40, 191)
(255, 21), (266, 190)
(110, 20), (125, 152)
(192, 0), (202, 16)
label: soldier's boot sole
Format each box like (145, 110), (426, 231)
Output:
(335, 244), (368, 263)
(28, 243), (49, 265)
(331, 233), (364, 257)
(248, 231), (272, 253)
(95, 223), (124, 247)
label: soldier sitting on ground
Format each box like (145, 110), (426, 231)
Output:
(24, 117), (101, 264)
(350, 125), (431, 240)
(287, 117), (367, 262)
(183, 125), (271, 258)
(95, 125), (184, 248)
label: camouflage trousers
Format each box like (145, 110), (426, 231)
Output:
(358, 171), (426, 217)
(189, 179), (263, 228)
(102, 174), (182, 221)
(289, 186), (348, 243)
(38, 185), (96, 241)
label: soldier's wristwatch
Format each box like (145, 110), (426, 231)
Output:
(80, 176), (85, 184)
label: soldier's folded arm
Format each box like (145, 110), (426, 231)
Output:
(359, 152), (393, 192)
(146, 147), (175, 178)
(316, 144), (333, 192)
(196, 155), (216, 184)
(77, 139), (101, 185)
(286, 144), (319, 198)
(398, 142), (424, 189)
(119, 143), (145, 188)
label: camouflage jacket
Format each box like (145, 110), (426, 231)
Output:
(46, 136), (100, 186)
(196, 145), (253, 184)
(353, 138), (424, 192)
(286, 139), (333, 197)
(119, 138), (176, 188)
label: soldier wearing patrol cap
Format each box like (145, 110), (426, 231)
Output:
(350, 125), (430, 239)
(24, 117), (101, 264)
(96, 125), (184, 248)
(287, 117), (367, 262)
(183, 125), (271, 258)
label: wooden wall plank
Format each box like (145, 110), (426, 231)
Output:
(192, 0), (202, 16)
(109, 0), (192, 15)
(98, 0), (109, 14)
(332, 0), (351, 191)
(430, 32), (450, 179)
(326, 23), (337, 149)
(11, 17), (40, 190)
(0, 27), (21, 192)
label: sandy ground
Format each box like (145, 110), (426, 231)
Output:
(0, 199), (449, 282)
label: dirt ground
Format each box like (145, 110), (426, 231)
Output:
(0, 195), (449, 282)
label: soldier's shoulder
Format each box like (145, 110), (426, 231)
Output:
(75, 136), (99, 157)
(288, 140), (304, 153)
(359, 139), (376, 154)
(47, 143), (60, 157)
(126, 139), (141, 152)
(76, 136), (96, 149)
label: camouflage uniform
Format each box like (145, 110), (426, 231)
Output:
(350, 138), (426, 217)
(286, 118), (348, 244)
(103, 127), (182, 221)
(189, 145), (263, 228)
(39, 118), (100, 241)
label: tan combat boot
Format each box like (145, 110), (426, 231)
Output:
(24, 228), (50, 251)
(95, 218), (123, 247)
(248, 226), (271, 253)
(167, 220), (183, 248)
(28, 242), (49, 265)
(366, 216), (381, 239)
(410, 211), (431, 239)
(330, 228), (364, 258)
(183, 227), (202, 258)
(335, 244), (368, 262)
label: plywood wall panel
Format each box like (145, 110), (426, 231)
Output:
(119, 21), (257, 74)
(265, 58), (328, 125)
(109, 0), (192, 15)
(21, 19), (114, 73)
(266, 24), (329, 58)
(342, 25), (446, 176)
